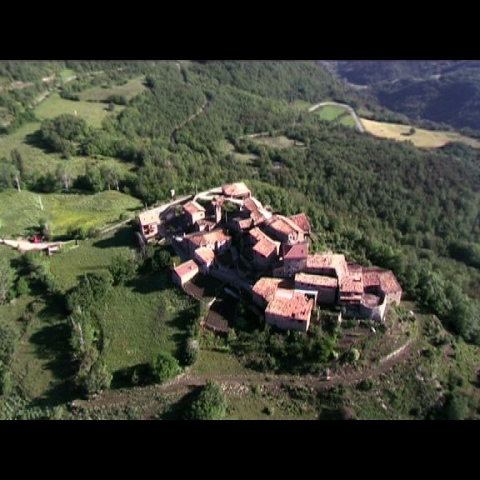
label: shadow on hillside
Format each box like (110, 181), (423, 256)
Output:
(27, 320), (79, 408)
(92, 227), (137, 249)
(128, 271), (172, 295)
(24, 129), (53, 153)
(111, 363), (154, 390)
(161, 385), (200, 420)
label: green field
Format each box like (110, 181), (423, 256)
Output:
(79, 76), (147, 103)
(0, 190), (142, 239)
(35, 92), (121, 129)
(338, 113), (357, 128)
(315, 105), (347, 121)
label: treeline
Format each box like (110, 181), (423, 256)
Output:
(331, 60), (480, 132)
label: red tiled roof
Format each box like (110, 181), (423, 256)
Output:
(222, 182), (251, 197)
(288, 213), (311, 234)
(266, 215), (303, 238)
(283, 243), (309, 261)
(194, 247), (215, 265)
(235, 218), (253, 230)
(340, 271), (364, 294)
(173, 260), (199, 279)
(243, 197), (262, 212)
(250, 227), (274, 244)
(183, 201), (206, 215)
(253, 239), (278, 259)
(378, 270), (402, 295)
(295, 273), (338, 289)
(266, 292), (314, 323)
(250, 210), (267, 226)
(306, 253), (348, 280)
(187, 229), (231, 248)
(252, 278), (284, 303)
(362, 267), (402, 294)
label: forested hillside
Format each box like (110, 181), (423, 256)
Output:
(330, 60), (480, 132)
(2, 60), (480, 419)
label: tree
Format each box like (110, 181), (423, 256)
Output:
(56, 163), (71, 192)
(0, 257), (15, 304)
(84, 359), (112, 395)
(151, 351), (181, 384)
(108, 252), (137, 285)
(184, 381), (228, 420)
(0, 324), (18, 365)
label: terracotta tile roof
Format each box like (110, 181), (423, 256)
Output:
(187, 229), (231, 248)
(306, 253), (348, 280)
(196, 219), (216, 228)
(252, 278), (285, 303)
(235, 218), (253, 230)
(253, 239), (278, 259)
(295, 273), (338, 289)
(222, 182), (251, 197)
(173, 260), (199, 279)
(340, 271), (364, 294)
(266, 292), (314, 323)
(194, 247), (215, 265)
(378, 270), (402, 295)
(362, 267), (402, 294)
(266, 215), (303, 238)
(250, 209), (267, 226)
(183, 201), (206, 215)
(283, 243), (309, 261)
(250, 227), (275, 244)
(288, 213), (311, 234)
(243, 197), (263, 212)
(362, 268), (381, 288)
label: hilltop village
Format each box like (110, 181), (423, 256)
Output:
(136, 182), (402, 333)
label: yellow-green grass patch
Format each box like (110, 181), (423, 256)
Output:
(315, 104), (348, 121)
(338, 113), (357, 128)
(361, 118), (480, 149)
(79, 76), (148, 103)
(59, 69), (76, 82)
(190, 348), (251, 377)
(0, 190), (142, 239)
(35, 92), (122, 128)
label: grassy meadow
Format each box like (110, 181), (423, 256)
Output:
(79, 76), (147, 103)
(361, 118), (480, 149)
(0, 189), (142, 239)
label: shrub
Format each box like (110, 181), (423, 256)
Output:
(109, 252), (138, 285)
(183, 339), (200, 366)
(183, 381), (228, 420)
(84, 359), (112, 396)
(16, 277), (30, 297)
(152, 352), (181, 384)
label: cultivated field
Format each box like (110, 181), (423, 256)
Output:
(79, 76), (147, 103)
(361, 118), (480, 149)
(315, 105), (347, 122)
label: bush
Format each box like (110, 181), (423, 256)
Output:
(183, 339), (200, 366)
(0, 324), (18, 365)
(84, 359), (112, 396)
(183, 381), (228, 420)
(16, 277), (30, 297)
(152, 352), (181, 384)
(0, 364), (13, 396)
(109, 252), (138, 285)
